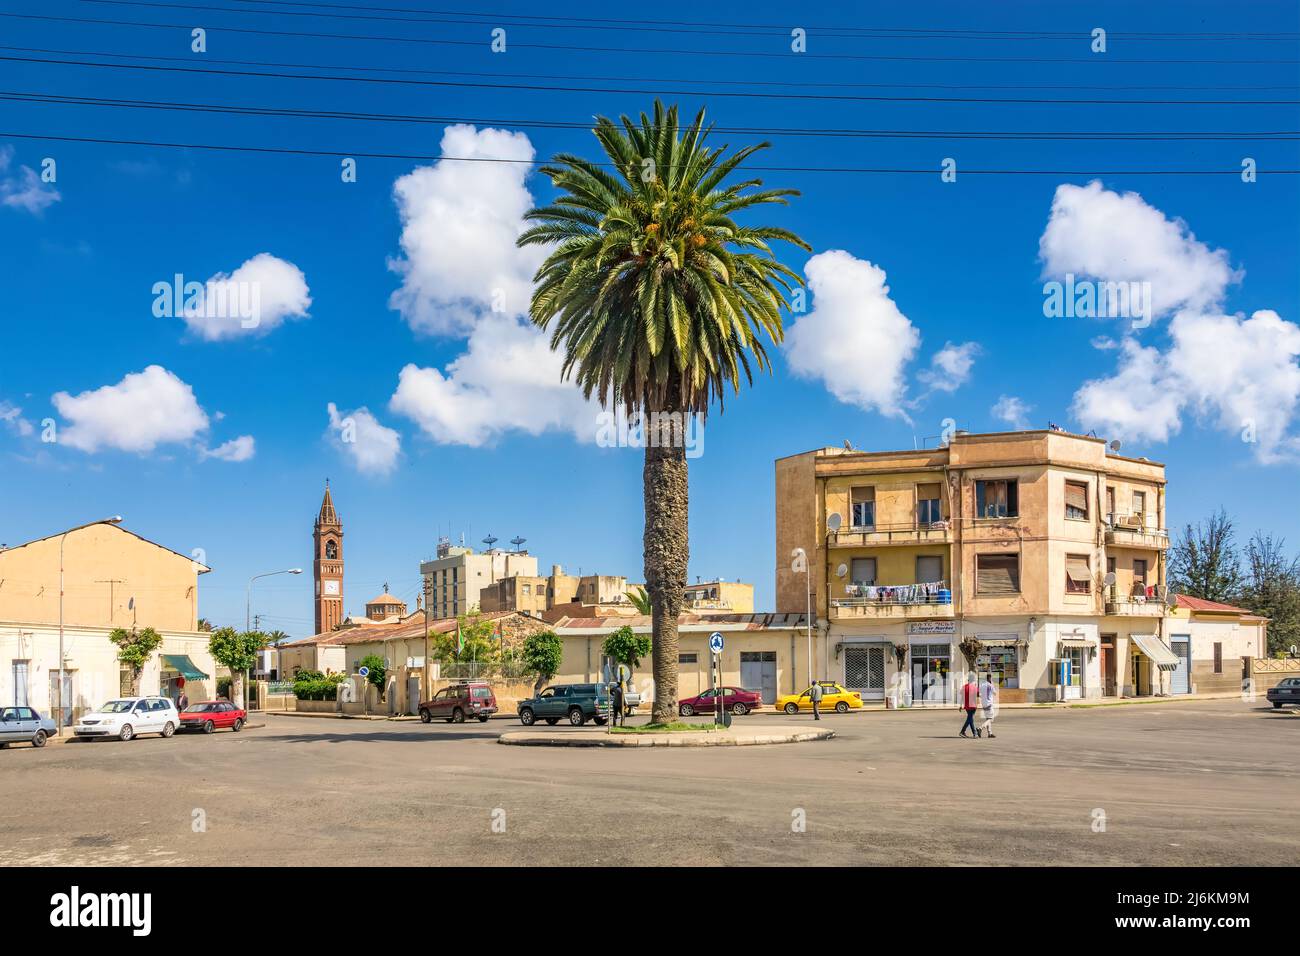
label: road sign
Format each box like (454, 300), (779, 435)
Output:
(709, 632), (724, 655)
(358, 666), (370, 677)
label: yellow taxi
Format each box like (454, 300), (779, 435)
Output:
(775, 681), (864, 715)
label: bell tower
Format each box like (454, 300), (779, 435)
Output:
(313, 480), (344, 634)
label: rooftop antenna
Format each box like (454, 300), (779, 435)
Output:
(1109, 439), (1122, 454)
(510, 536), (526, 552)
(482, 534), (498, 550)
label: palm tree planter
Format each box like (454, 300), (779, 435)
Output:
(520, 101), (809, 722)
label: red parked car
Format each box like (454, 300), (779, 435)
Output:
(678, 686), (762, 717)
(179, 700), (247, 734)
(419, 681), (497, 723)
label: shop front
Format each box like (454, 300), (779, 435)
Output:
(1056, 636), (1093, 700)
(974, 635), (1024, 698)
(1130, 633), (1179, 696)
(908, 621), (956, 704)
(160, 654), (210, 705)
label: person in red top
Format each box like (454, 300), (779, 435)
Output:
(959, 673), (979, 738)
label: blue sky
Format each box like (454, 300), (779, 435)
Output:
(1, 0), (1298, 635)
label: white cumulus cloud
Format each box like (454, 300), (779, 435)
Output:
(387, 125), (546, 336)
(326, 402), (402, 475)
(919, 341), (981, 394)
(785, 250), (921, 419)
(51, 365), (211, 454)
(1039, 180), (1240, 319)
(172, 253), (311, 342)
(390, 314), (595, 447)
(991, 395), (1034, 431)
(200, 435), (256, 462)
(0, 147), (60, 215)
(0, 400), (35, 437)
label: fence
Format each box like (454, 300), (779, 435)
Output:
(434, 661), (534, 680)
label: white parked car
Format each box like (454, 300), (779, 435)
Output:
(73, 697), (179, 741)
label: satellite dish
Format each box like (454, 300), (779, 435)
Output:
(827, 512), (843, 533)
(1103, 571), (1116, 587)
(836, 563), (848, 579)
(1109, 439), (1122, 453)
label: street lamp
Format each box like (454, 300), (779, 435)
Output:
(58, 515), (123, 736)
(791, 547), (813, 686)
(245, 568), (302, 708)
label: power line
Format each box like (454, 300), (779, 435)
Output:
(5, 129), (1297, 175)
(5, 52), (1300, 106)
(85, 0), (1300, 43)
(8, 90), (1299, 141)
(6, 42), (1298, 93)
(6, 12), (1299, 65)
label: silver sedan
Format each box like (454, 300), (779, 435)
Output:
(0, 706), (58, 749)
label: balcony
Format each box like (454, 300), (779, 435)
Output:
(829, 520), (954, 548)
(1104, 513), (1169, 550)
(1104, 584), (1170, 617)
(830, 581), (955, 621)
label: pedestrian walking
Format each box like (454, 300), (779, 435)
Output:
(610, 681), (624, 727)
(808, 680), (824, 720)
(959, 673), (978, 737)
(978, 673), (998, 739)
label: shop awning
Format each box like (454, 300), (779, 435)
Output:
(1058, 635), (1093, 646)
(1131, 634), (1180, 671)
(979, 638), (1024, 648)
(161, 654), (209, 680)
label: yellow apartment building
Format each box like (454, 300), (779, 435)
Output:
(776, 429), (1179, 703)
(0, 522), (216, 721)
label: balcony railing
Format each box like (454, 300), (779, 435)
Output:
(829, 520), (954, 547)
(1104, 584), (1169, 616)
(830, 581), (954, 620)
(1104, 513), (1169, 550)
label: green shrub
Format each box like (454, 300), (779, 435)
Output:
(293, 672), (348, 701)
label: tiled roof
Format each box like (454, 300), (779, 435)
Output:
(1173, 594), (1254, 614)
(288, 610), (524, 647)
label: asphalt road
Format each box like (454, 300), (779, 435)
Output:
(1, 699), (1295, 866)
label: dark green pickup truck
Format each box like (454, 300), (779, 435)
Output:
(517, 683), (612, 726)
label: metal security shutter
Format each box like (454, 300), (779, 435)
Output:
(850, 557), (877, 585)
(916, 555), (944, 584)
(1170, 637), (1191, 694)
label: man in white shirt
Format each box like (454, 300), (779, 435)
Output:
(978, 673), (998, 739)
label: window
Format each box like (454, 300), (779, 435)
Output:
(850, 557), (877, 586)
(1065, 481), (1089, 520)
(916, 555), (944, 584)
(850, 486), (875, 528)
(1133, 559), (1148, 590)
(11, 660), (29, 707)
(325, 540), (337, 559)
(1213, 642), (1223, 674)
(522, 583), (531, 595)
(916, 482), (942, 525)
(1065, 554), (1092, 594)
(976, 554), (1020, 595)
(679, 653), (699, 664)
(1132, 491), (1147, 525)
(1106, 486), (1116, 523)
(975, 479), (1018, 518)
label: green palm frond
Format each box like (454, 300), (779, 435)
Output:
(519, 100), (810, 417)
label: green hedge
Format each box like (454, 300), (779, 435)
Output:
(293, 672), (349, 701)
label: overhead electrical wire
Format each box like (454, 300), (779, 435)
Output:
(84, 0), (1300, 43)
(6, 12), (1299, 65)
(7, 89), (1299, 140)
(4, 42), (1298, 93)
(4, 130), (1297, 175)
(4, 51), (1299, 106)
(221, 0), (1300, 40)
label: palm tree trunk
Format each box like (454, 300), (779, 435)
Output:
(644, 410), (689, 724)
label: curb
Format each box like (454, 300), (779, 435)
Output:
(498, 729), (835, 747)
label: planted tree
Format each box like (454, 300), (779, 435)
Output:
(109, 626), (163, 696)
(358, 654), (387, 700)
(520, 100), (809, 721)
(208, 627), (265, 708)
(1168, 508), (1245, 603)
(521, 630), (564, 696)
(602, 625), (652, 673)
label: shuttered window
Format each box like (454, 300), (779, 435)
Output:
(976, 554), (1020, 595)
(916, 482), (943, 525)
(1213, 642), (1223, 674)
(850, 557), (877, 585)
(916, 555), (944, 584)
(1066, 555), (1092, 594)
(975, 479), (1019, 518)
(1065, 481), (1089, 520)
(850, 486), (875, 528)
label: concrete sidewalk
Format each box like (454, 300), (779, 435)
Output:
(499, 727), (835, 747)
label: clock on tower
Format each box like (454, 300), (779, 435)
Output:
(313, 481), (344, 634)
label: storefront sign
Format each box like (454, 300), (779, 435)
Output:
(907, 621), (956, 636)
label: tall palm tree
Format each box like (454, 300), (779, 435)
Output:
(519, 101), (809, 722)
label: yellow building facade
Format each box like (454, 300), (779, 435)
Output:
(777, 430), (1177, 703)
